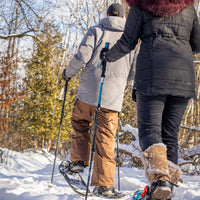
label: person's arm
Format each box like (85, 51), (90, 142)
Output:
(63, 27), (96, 79)
(127, 42), (140, 81)
(105, 6), (143, 62)
(190, 6), (200, 53)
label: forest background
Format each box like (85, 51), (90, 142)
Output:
(0, 0), (199, 173)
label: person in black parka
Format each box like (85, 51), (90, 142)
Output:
(100, 0), (200, 199)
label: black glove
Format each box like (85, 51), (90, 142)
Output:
(62, 69), (71, 81)
(100, 48), (108, 61)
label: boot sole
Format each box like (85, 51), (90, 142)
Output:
(151, 186), (171, 200)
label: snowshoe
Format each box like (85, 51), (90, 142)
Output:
(93, 186), (125, 199)
(133, 185), (173, 200)
(59, 160), (90, 196)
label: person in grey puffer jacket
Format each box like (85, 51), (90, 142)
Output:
(62, 3), (136, 198)
(100, 0), (200, 199)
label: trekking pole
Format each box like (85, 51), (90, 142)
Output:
(117, 118), (123, 191)
(51, 80), (69, 184)
(116, 119), (120, 191)
(85, 42), (109, 200)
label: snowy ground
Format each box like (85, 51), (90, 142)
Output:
(0, 147), (200, 200)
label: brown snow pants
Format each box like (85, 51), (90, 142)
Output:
(70, 99), (119, 187)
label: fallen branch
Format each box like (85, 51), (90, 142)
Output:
(180, 124), (200, 131)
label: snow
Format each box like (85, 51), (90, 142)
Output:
(0, 125), (200, 200)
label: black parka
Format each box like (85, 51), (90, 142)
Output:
(106, 0), (200, 99)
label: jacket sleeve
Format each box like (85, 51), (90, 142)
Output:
(127, 43), (140, 81)
(190, 6), (200, 53)
(64, 27), (96, 78)
(106, 6), (143, 62)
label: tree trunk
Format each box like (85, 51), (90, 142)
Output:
(34, 138), (38, 153)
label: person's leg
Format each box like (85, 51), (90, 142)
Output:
(136, 93), (172, 199)
(160, 95), (189, 198)
(136, 92), (166, 151)
(162, 95), (189, 164)
(91, 108), (118, 187)
(70, 99), (96, 164)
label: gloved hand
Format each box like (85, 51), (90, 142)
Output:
(100, 48), (108, 61)
(62, 69), (71, 81)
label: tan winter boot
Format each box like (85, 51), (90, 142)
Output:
(141, 143), (172, 200)
(167, 160), (183, 198)
(168, 160), (183, 185)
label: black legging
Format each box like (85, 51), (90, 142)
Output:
(136, 92), (189, 164)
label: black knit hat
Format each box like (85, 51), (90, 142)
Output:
(107, 3), (125, 17)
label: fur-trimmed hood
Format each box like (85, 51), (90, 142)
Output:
(126, 0), (194, 17)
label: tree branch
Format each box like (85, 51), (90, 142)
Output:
(0, 29), (38, 39)
(180, 124), (200, 131)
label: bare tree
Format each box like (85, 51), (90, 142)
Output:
(0, 0), (53, 144)
(179, 3), (200, 150)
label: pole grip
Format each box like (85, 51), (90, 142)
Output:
(101, 42), (109, 77)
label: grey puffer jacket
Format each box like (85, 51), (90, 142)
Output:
(106, 0), (200, 99)
(64, 17), (135, 112)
